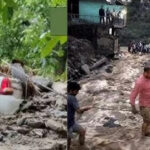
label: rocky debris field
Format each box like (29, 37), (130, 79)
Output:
(0, 80), (67, 150)
(68, 36), (120, 81)
(70, 48), (150, 150)
(68, 36), (108, 80)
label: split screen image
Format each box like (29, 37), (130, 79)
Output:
(0, 0), (150, 150)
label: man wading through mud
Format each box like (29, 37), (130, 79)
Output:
(67, 82), (92, 149)
(130, 63), (150, 136)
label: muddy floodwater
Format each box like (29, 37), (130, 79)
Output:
(71, 48), (150, 150)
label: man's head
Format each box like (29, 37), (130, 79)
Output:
(12, 59), (24, 67)
(144, 63), (150, 79)
(67, 81), (81, 96)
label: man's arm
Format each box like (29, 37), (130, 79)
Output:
(72, 97), (92, 114)
(130, 80), (140, 114)
(76, 106), (92, 114)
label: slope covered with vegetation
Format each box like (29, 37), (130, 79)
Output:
(0, 0), (67, 81)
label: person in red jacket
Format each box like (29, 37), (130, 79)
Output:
(0, 77), (13, 95)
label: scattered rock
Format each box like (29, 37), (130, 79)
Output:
(32, 76), (53, 92)
(26, 119), (45, 128)
(45, 119), (66, 137)
(103, 118), (121, 128)
(0, 134), (3, 142)
(81, 64), (90, 75)
(17, 117), (26, 126)
(30, 129), (47, 138)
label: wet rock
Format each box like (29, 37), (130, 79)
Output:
(19, 101), (33, 112)
(6, 126), (29, 134)
(90, 57), (108, 71)
(45, 119), (66, 137)
(105, 65), (113, 73)
(81, 64), (90, 75)
(32, 76), (53, 92)
(26, 119), (45, 128)
(0, 134), (3, 142)
(128, 115), (136, 120)
(52, 82), (66, 95)
(17, 117), (26, 126)
(55, 96), (66, 111)
(7, 131), (18, 138)
(17, 127), (30, 135)
(47, 110), (67, 118)
(103, 118), (121, 128)
(30, 129), (47, 138)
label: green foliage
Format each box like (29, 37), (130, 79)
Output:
(0, 0), (67, 81)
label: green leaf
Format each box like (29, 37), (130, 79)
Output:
(2, 6), (8, 23)
(41, 37), (58, 58)
(57, 50), (64, 57)
(0, 0), (3, 11)
(4, 0), (17, 7)
(59, 36), (67, 44)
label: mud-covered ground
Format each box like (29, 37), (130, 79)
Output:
(71, 47), (150, 150)
(0, 83), (67, 150)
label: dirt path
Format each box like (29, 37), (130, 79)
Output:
(71, 48), (150, 150)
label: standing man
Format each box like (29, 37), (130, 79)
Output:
(130, 63), (150, 136)
(67, 82), (92, 149)
(99, 6), (105, 24)
(106, 8), (111, 24)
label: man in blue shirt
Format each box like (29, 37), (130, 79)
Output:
(67, 82), (92, 149)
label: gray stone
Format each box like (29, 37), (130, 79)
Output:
(30, 129), (46, 138)
(17, 117), (26, 126)
(45, 119), (66, 137)
(26, 119), (45, 128)
(31, 76), (53, 92)
(0, 134), (3, 142)
(81, 64), (90, 75)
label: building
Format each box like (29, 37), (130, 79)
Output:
(68, 0), (127, 56)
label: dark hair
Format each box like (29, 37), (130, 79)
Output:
(12, 59), (24, 67)
(144, 62), (150, 72)
(67, 82), (81, 92)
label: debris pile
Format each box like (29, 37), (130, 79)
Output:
(68, 36), (108, 80)
(0, 64), (67, 149)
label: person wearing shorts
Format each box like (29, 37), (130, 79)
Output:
(130, 63), (150, 136)
(67, 82), (92, 150)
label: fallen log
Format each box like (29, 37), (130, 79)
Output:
(90, 57), (108, 71)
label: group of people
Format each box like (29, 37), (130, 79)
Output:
(68, 63), (150, 149)
(128, 41), (150, 54)
(99, 6), (122, 24)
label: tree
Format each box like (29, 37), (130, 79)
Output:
(0, 0), (67, 81)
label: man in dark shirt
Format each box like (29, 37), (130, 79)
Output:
(67, 82), (92, 149)
(99, 6), (105, 24)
